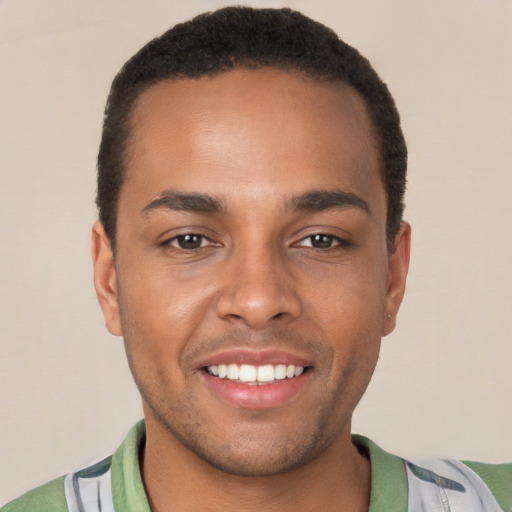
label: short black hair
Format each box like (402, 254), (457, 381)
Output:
(97, 6), (407, 252)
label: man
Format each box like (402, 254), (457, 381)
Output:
(4, 6), (510, 512)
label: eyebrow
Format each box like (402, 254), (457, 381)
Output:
(141, 190), (225, 215)
(287, 190), (371, 216)
(141, 188), (370, 217)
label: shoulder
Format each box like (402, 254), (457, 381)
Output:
(352, 434), (512, 512)
(463, 460), (512, 512)
(405, 457), (512, 512)
(2, 456), (114, 512)
(2, 422), (145, 512)
(2, 476), (68, 512)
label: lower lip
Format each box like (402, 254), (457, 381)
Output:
(201, 371), (311, 409)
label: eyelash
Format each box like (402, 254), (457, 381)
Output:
(162, 232), (350, 251)
(294, 233), (351, 250)
(164, 233), (217, 251)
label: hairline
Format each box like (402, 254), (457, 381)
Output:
(111, 66), (390, 254)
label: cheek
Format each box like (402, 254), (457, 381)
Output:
(306, 258), (387, 326)
(116, 258), (217, 363)
(302, 256), (387, 374)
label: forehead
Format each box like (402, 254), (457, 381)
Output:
(122, 68), (384, 215)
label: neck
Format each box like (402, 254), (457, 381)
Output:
(141, 416), (371, 512)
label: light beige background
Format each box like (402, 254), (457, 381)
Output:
(1, 0), (511, 505)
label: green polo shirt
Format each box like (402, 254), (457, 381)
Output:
(3, 421), (511, 511)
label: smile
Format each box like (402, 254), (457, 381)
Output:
(198, 349), (312, 408)
(205, 364), (305, 384)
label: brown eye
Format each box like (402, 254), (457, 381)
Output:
(173, 234), (205, 250)
(294, 233), (351, 250)
(309, 234), (334, 248)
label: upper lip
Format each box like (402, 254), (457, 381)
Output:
(196, 348), (312, 369)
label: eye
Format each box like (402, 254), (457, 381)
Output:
(298, 234), (347, 249)
(167, 234), (211, 250)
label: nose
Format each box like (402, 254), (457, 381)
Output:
(216, 244), (301, 329)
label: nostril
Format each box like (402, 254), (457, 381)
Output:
(216, 279), (301, 328)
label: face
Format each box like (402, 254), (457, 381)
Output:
(92, 68), (410, 476)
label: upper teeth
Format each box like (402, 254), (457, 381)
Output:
(207, 364), (304, 383)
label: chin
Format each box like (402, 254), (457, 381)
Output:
(152, 404), (339, 478)
(178, 435), (323, 477)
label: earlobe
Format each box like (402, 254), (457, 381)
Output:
(382, 222), (411, 336)
(91, 220), (123, 336)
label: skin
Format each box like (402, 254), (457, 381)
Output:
(92, 68), (410, 511)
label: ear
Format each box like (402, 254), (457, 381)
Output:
(382, 222), (411, 336)
(91, 220), (122, 336)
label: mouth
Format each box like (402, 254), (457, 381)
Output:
(197, 350), (313, 409)
(203, 363), (306, 385)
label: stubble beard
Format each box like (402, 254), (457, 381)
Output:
(130, 356), (373, 478)
(120, 312), (380, 477)
(142, 386), (342, 477)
